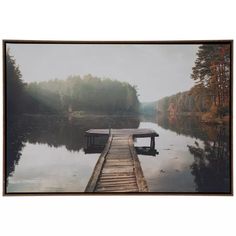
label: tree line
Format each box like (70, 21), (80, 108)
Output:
(157, 91), (195, 114)
(157, 44), (231, 120)
(6, 50), (140, 116)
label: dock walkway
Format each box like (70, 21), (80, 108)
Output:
(85, 129), (158, 193)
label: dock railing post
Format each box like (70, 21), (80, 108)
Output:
(150, 136), (155, 150)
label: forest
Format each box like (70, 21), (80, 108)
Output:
(6, 50), (140, 116)
(6, 43), (231, 122)
(157, 44), (230, 123)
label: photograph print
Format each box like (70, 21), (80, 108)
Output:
(3, 40), (233, 195)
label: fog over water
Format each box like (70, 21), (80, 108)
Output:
(8, 43), (199, 102)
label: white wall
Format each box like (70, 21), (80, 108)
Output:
(0, 1), (235, 236)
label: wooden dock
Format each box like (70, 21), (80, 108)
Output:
(85, 129), (158, 193)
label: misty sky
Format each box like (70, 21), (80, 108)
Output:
(8, 43), (200, 102)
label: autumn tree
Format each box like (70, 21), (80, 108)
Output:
(191, 44), (230, 116)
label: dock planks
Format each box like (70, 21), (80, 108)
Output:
(85, 129), (158, 193)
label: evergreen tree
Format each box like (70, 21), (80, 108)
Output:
(6, 49), (25, 116)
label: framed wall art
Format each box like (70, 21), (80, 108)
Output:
(3, 40), (233, 195)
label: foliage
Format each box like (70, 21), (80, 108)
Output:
(191, 44), (230, 110)
(157, 44), (231, 119)
(6, 51), (140, 115)
(26, 75), (140, 114)
(6, 49), (26, 115)
(157, 91), (195, 114)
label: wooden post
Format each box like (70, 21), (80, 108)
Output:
(150, 136), (155, 150)
(86, 136), (88, 147)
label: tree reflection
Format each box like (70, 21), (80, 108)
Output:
(156, 114), (230, 193)
(6, 117), (26, 182)
(6, 114), (140, 182)
(188, 126), (230, 193)
(23, 115), (140, 151)
(157, 114), (209, 140)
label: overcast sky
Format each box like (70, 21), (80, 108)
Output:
(8, 43), (200, 102)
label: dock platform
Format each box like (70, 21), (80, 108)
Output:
(85, 129), (159, 193)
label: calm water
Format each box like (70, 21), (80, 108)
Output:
(6, 114), (230, 193)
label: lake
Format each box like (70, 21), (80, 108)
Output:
(6, 114), (230, 193)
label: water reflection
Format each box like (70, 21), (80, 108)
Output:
(155, 114), (231, 193)
(6, 117), (27, 182)
(156, 114), (209, 140)
(6, 113), (231, 193)
(7, 143), (99, 192)
(188, 126), (230, 192)
(137, 121), (197, 192)
(6, 114), (140, 192)
(23, 115), (140, 152)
